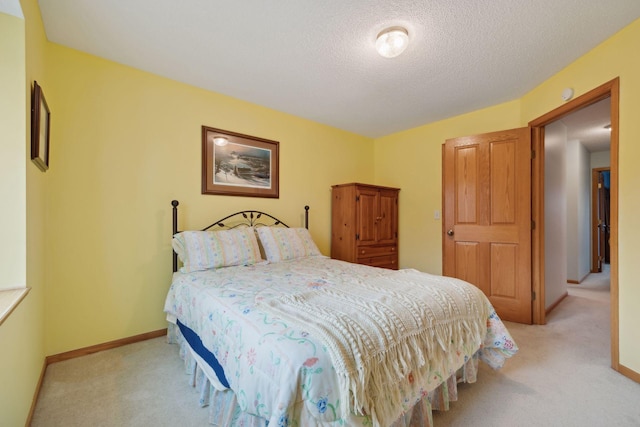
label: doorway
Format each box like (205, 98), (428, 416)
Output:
(543, 97), (611, 293)
(530, 78), (619, 371)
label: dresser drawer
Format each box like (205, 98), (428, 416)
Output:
(358, 254), (398, 270)
(357, 244), (397, 257)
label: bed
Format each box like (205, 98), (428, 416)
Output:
(164, 200), (517, 427)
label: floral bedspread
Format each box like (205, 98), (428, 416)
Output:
(164, 257), (517, 427)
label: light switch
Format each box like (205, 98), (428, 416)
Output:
(434, 210), (441, 220)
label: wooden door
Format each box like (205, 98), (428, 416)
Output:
(443, 128), (532, 324)
(356, 187), (378, 245)
(596, 171), (606, 272)
(596, 171), (611, 267)
(377, 189), (398, 244)
(591, 168), (611, 273)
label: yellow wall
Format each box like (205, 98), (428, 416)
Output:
(0, 297), (43, 426)
(0, 0), (48, 424)
(375, 18), (640, 374)
(43, 44), (374, 355)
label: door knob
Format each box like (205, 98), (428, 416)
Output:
(447, 229), (454, 236)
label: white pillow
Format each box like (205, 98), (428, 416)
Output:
(172, 227), (262, 273)
(256, 227), (321, 262)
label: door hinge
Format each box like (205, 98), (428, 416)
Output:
(532, 150), (536, 159)
(356, 196), (360, 202)
(532, 220), (536, 230)
(356, 233), (360, 241)
(532, 291), (536, 300)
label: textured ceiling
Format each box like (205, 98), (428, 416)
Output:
(37, 0), (640, 138)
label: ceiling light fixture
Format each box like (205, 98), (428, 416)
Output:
(376, 26), (409, 58)
(213, 136), (229, 146)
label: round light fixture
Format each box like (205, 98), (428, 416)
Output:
(213, 136), (229, 146)
(376, 26), (409, 58)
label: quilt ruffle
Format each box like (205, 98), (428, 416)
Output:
(168, 322), (482, 427)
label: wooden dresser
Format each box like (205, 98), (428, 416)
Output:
(331, 183), (400, 269)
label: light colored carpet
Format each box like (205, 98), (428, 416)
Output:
(433, 266), (640, 426)
(30, 336), (210, 427)
(32, 267), (640, 426)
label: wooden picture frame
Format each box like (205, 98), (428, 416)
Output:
(31, 81), (51, 172)
(202, 126), (279, 198)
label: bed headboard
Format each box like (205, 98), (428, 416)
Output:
(171, 200), (309, 272)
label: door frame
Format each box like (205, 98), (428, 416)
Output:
(529, 77), (619, 370)
(591, 167), (611, 273)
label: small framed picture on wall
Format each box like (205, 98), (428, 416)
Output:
(31, 81), (51, 172)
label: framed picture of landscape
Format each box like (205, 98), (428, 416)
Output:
(202, 126), (279, 198)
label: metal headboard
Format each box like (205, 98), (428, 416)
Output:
(171, 200), (309, 272)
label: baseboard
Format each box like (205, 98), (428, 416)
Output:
(25, 359), (48, 427)
(567, 272), (591, 284)
(618, 363), (640, 384)
(45, 328), (167, 365)
(545, 291), (569, 316)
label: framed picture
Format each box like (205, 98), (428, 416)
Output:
(202, 126), (279, 198)
(31, 81), (51, 172)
